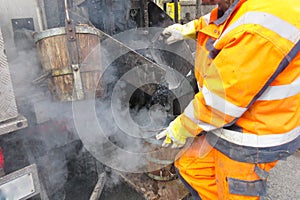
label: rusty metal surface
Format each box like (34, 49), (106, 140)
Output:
(0, 28), (18, 122)
(34, 25), (103, 42)
(116, 171), (189, 200)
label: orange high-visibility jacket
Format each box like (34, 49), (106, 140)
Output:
(180, 0), (300, 163)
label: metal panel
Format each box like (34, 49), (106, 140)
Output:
(0, 115), (28, 136)
(11, 18), (35, 51)
(0, 164), (41, 199)
(0, 28), (18, 122)
(11, 18), (35, 32)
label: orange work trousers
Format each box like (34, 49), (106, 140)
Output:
(175, 135), (278, 200)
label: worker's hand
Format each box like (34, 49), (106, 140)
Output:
(162, 24), (184, 45)
(162, 21), (197, 45)
(156, 117), (195, 148)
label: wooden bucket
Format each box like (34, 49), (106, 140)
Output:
(34, 25), (105, 101)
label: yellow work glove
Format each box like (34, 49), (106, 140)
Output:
(156, 117), (195, 148)
(162, 20), (197, 45)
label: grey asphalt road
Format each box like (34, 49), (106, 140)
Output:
(265, 151), (300, 200)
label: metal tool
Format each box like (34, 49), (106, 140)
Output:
(148, 31), (185, 90)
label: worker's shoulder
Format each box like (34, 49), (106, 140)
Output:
(224, 3), (300, 52)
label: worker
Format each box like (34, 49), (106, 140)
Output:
(181, 12), (192, 24)
(156, 0), (300, 199)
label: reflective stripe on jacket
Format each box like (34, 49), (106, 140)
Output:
(180, 0), (300, 162)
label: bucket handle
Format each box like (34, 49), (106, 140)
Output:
(64, 0), (71, 23)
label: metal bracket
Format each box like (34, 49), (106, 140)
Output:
(65, 12), (84, 100)
(72, 64), (84, 100)
(52, 68), (72, 76)
(0, 115), (28, 136)
(65, 20), (76, 41)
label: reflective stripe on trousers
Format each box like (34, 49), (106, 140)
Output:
(207, 132), (300, 163)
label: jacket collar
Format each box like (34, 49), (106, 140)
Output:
(213, 0), (247, 25)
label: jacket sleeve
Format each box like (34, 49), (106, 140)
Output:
(194, 13), (211, 32)
(181, 14), (211, 40)
(179, 29), (287, 136)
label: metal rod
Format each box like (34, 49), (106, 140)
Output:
(64, 0), (71, 23)
(34, 0), (45, 31)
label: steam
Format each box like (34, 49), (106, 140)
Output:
(5, 44), (76, 199)
(9, 43), (42, 99)
(0, 1), (194, 199)
(2, 28), (183, 199)
(73, 69), (170, 174)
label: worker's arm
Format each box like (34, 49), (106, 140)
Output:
(162, 16), (209, 45)
(158, 24), (291, 147)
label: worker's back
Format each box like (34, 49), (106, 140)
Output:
(200, 0), (300, 162)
